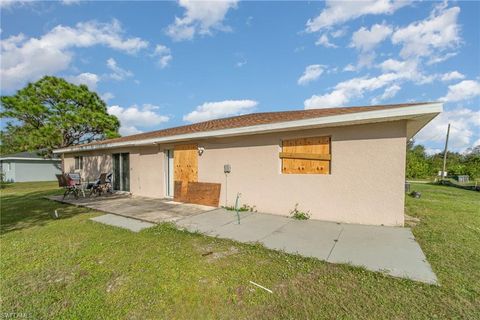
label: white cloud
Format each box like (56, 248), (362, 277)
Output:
(183, 99), (258, 123)
(315, 34), (337, 48)
(351, 23), (392, 52)
(118, 126), (143, 136)
(379, 58), (416, 74)
(142, 103), (161, 111)
(416, 107), (480, 152)
(425, 148), (442, 156)
(0, 0), (14, 8)
(473, 139), (480, 148)
(298, 64), (325, 85)
(235, 59), (247, 68)
(0, 0), (79, 6)
(441, 71), (465, 82)
(350, 24), (392, 69)
(304, 90), (351, 109)
(39, 19), (147, 53)
(101, 92), (115, 102)
(234, 53), (247, 68)
(61, 0), (80, 5)
(391, 6), (461, 59)
(307, 43), (470, 109)
(158, 55), (172, 69)
(426, 52), (457, 65)
(106, 58), (133, 81)
(0, 0), (29, 9)
(305, 48), (451, 109)
(107, 104), (170, 136)
(166, 0), (238, 41)
(378, 58), (436, 84)
(306, 0), (410, 33)
(343, 64), (356, 72)
(331, 27), (348, 38)
(65, 72), (99, 90)
(0, 19), (148, 91)
(439, 80), (480, 102)
(294, 46), (305, 53)
(304, 72), (402, 109)
(371, 84), (401, 104)
(152, 45), (173, 69)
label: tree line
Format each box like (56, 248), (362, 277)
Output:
(406, 140), (480, 180)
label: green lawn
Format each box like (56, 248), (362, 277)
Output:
(1, 182), (479, 319)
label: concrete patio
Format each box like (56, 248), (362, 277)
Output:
(47, 195), (438, 284)
(48, 194), (215, 223)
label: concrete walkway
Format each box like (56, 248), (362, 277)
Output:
(176, 209), (438, 284)
(91, 214), (155, 232)
(48, 195), (437, 284)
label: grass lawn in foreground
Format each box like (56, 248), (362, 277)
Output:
(0, 182), (479, 318)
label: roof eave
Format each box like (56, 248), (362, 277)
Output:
(53, 102), (443, 154)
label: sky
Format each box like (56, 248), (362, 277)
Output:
(1, 0), (479, 153)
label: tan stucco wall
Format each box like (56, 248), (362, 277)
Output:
(63, 146), (166, 198)
(129, 146), (165, 198)
(63, 151), (112, 182)
(63, 120), (407, 226)
(196, 121), (407, 226)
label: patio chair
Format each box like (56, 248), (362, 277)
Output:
(89, 172), (113, 197)
(56, 174), (79, 200)
(67, 173), (86, 198)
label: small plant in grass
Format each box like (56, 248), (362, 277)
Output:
(289, 203), (310, 220)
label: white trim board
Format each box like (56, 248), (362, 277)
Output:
(54, 103), (443, 154)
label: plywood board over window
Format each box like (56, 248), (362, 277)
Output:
(281, 136), (331, 174)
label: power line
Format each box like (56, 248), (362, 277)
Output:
(441, 123), (450, 180)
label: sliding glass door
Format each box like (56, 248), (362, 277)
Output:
(112, 153), (130, 192)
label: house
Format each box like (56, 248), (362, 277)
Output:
(54, 102), (442, 226)
(0, 151), (61, 182)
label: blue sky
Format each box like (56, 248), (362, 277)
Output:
(1, 0), (479, 153)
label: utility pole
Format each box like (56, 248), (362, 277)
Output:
(441, 123), (450, 181)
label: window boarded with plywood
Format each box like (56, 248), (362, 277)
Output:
(281, 136), (331, 174)
(174, 144), (198, 195)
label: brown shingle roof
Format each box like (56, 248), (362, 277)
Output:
(83, 102), (433, 147)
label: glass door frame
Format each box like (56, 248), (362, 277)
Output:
(165, 149), (174, 197)
(112, 153), (130, 192)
